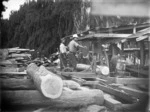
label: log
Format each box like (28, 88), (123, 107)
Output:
(63, 80), (81, 89)
(60, 71), (97, 78)
(1, 89), (104, 109)
(76, 64), (109, 75)
(80, 105), (106, 112)
(1, 78), (86, 91)
(0, 78), (35, 90)
(27, 63), (63, 99)
(1, 78), (82, 90)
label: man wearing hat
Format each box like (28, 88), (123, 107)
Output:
(68, 34), (87, 71)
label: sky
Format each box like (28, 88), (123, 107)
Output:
(2, 0), (27, 19)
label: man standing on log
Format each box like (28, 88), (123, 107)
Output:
(68, 34), (87, 71)
(59, 38), (67, 70)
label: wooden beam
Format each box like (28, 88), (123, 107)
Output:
(118, 86), (148, 99)
(136, 35), (148, 41)
(117, 100), (148, 111)
(126, 66), (148, 76)
(94, 33), (131, 38)
(8, 48), (34, 53)
(98, 23), (150, 33)
(139, 41), (145, 66)
(104, 94), (122, 111)
(9, 53), (31, 58)
(128, 27), (150, 38)
(82, 81), (137, 103)
(116, 78), (149, 85)
(0, 71), (27, 75)
(124, 48), (149, 51)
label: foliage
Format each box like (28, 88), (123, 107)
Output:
(1, 0), (149, 56)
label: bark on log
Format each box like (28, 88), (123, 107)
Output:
(27, 63), (63, 99)
(76, 64), (109, 75)
(0, 78), (35, 90)
(63, 80), (81, 89)
(0, 67), (20, 72)
(1, 89), (104, 108)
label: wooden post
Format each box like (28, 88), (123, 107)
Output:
(27, 63), (63, 99)
(121, 43), (124, 52)
(139, 41), (145, 66)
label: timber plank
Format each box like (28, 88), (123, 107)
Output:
(0, 71), (27, 75)
(104, 94), (122, 111)
(82, 81), (137, 103)
(116, 78), (149, 85)
(118, 86), (148, 99)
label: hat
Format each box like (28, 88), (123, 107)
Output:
(71, 34), (78, 40)
(73, 34), (78, 38)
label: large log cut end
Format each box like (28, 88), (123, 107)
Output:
(27, 63), (63, 99)
(96, 66), (109, 76)
(40, 74), (63, 99)
(76, 64), (109, 75)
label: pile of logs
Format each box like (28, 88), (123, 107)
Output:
(0, 47), (149, 112)
(1, 63), (105, 112)
(0, 47), (34, 74)
(1, 62), (149, 112)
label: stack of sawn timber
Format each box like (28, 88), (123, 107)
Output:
(0, 47), (34, 75)
(1, 63), (105, 112)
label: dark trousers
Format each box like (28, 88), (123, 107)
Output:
(60, 53), (67, 69)
(67, 52), (77, 70)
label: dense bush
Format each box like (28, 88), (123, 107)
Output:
(1, 0), (148, 57)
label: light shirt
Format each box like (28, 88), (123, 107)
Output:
(60, 43), (67, 53)
(68, 40), (79, 53)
